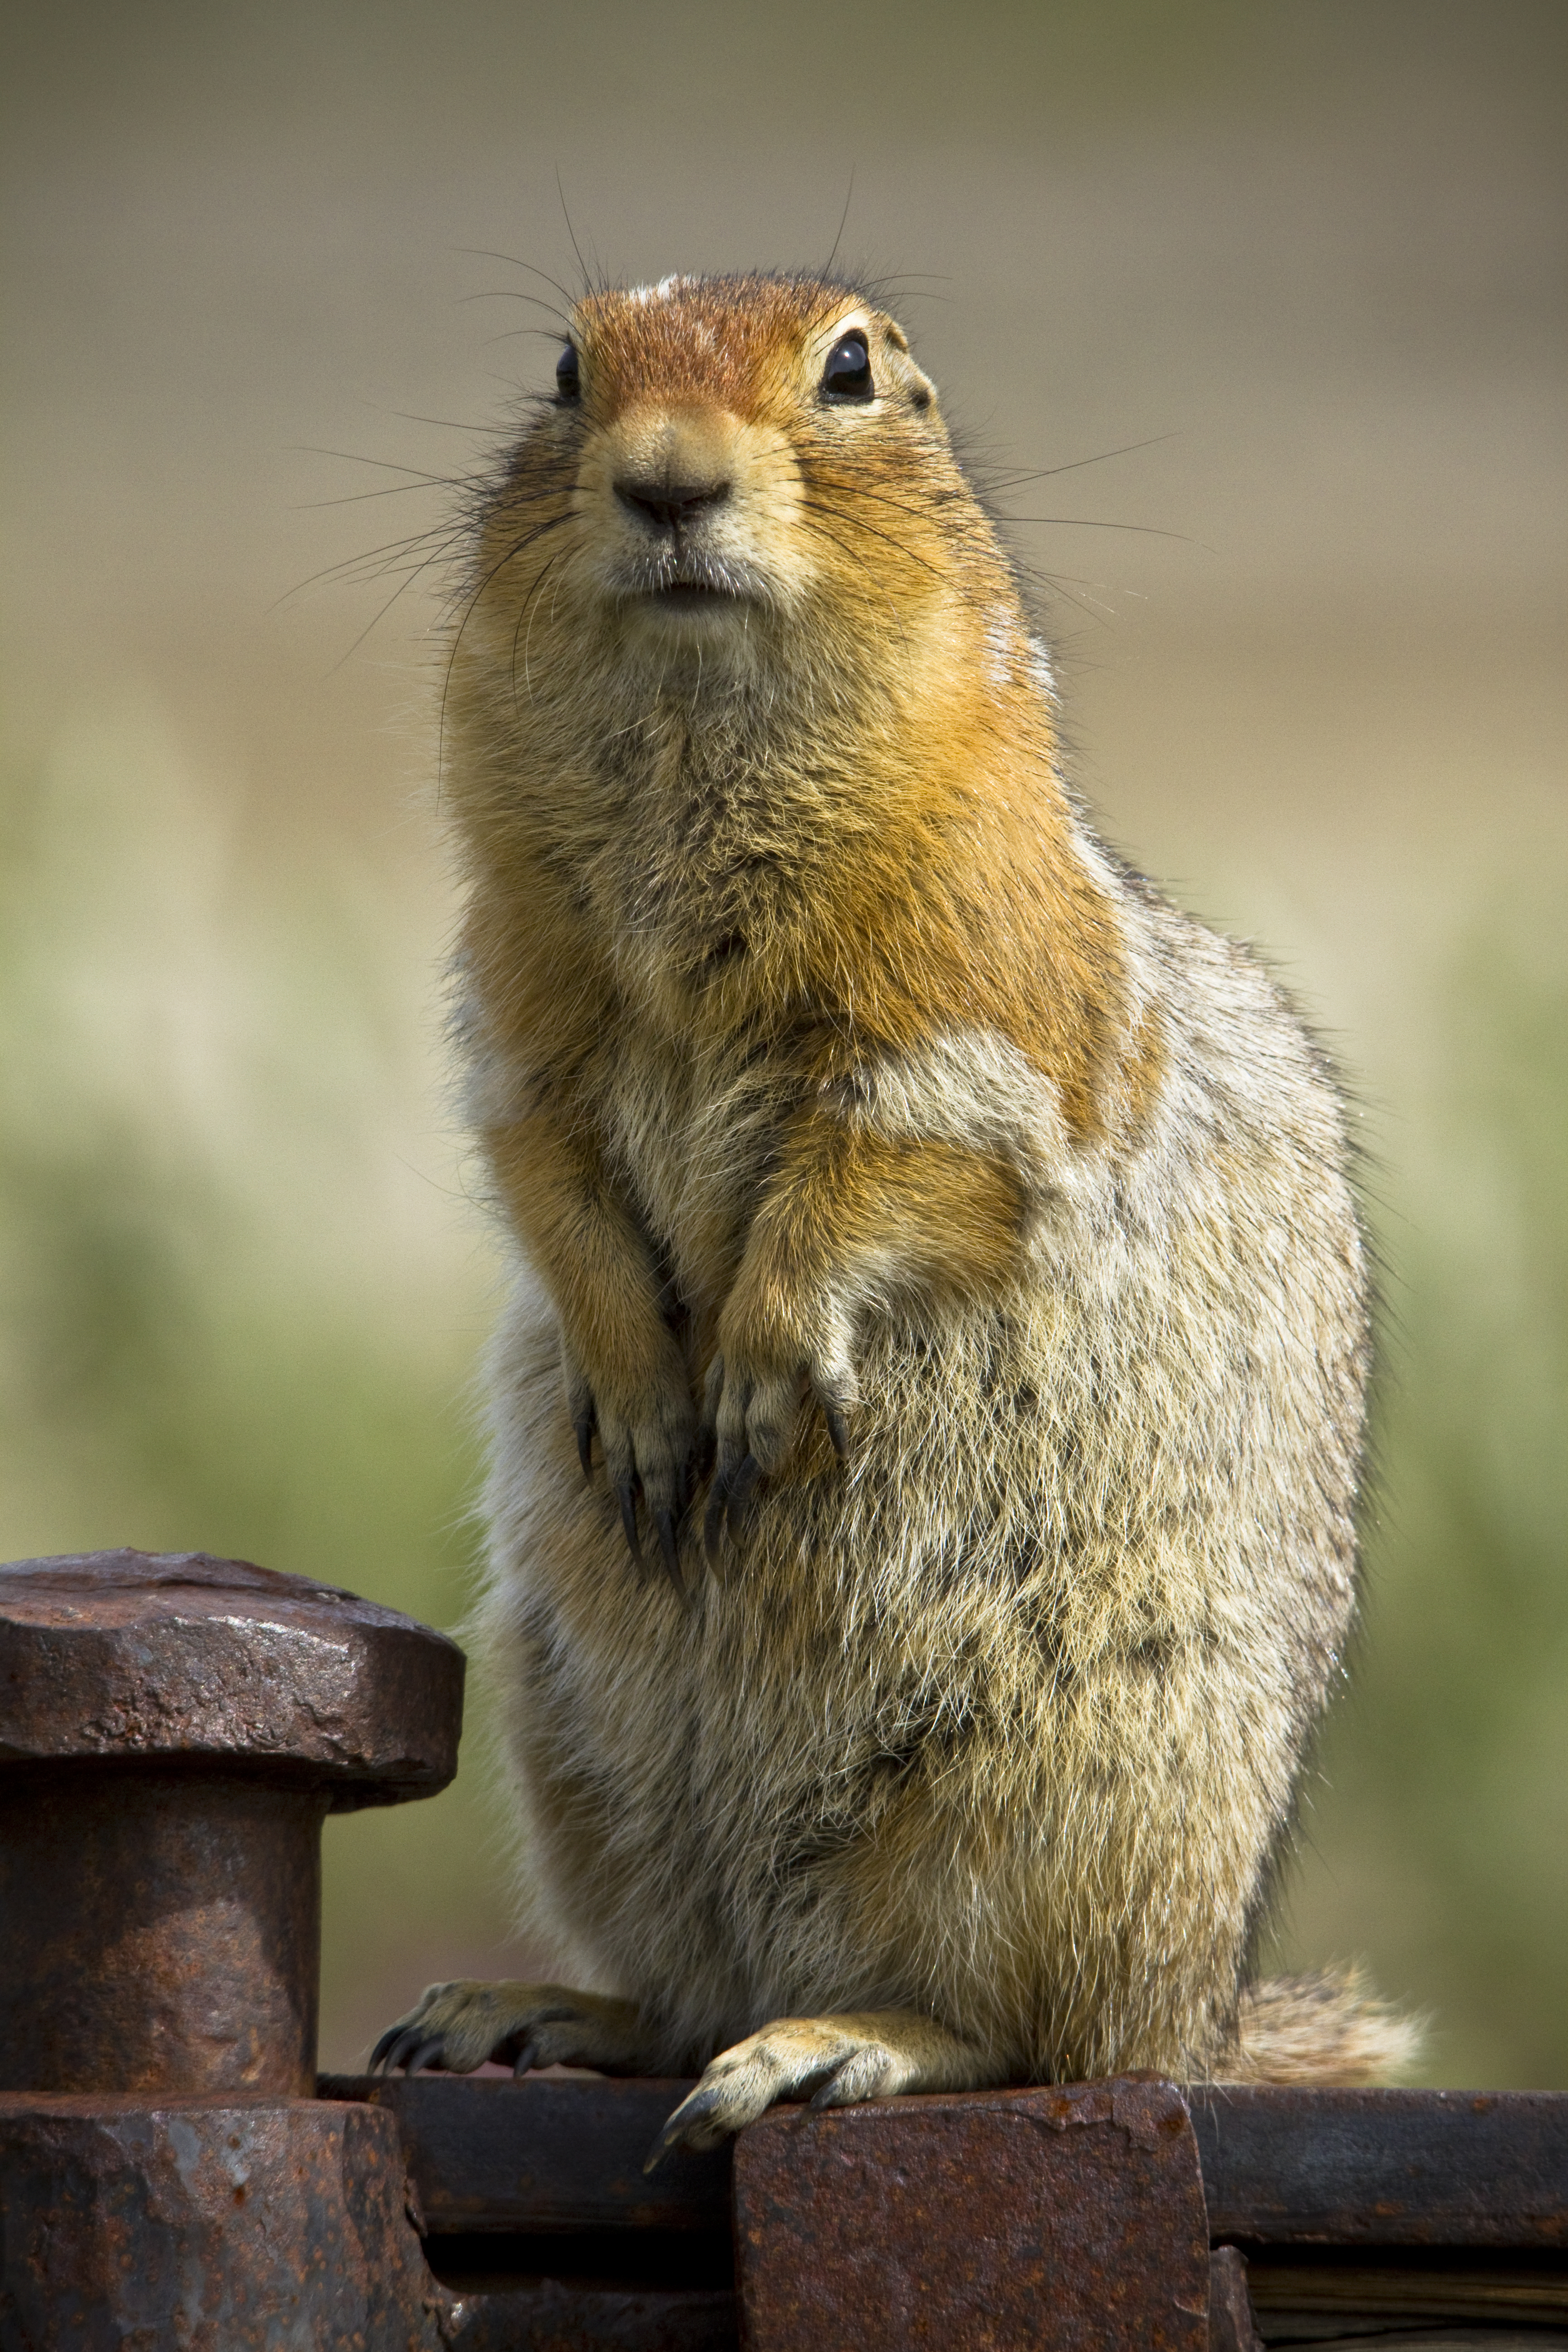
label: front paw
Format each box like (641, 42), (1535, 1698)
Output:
(701, 1318), (855, 1561)
(369, 1981), (648, 2078)
(567, 1337), (698, 1592)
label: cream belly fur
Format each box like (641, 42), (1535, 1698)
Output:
(372, 271), (1418, 2150)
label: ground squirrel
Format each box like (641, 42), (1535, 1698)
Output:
(372, 271), (1418, 2151)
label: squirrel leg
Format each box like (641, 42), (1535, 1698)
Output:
(704, 1113), (1025, 1555)
(486, 1105), (697, 1588)
(369, 1981), (655, 2078)
(648, 2010), (1004, 2163)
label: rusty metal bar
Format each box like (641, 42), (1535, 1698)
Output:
(327, 2071), (1568, 2251)
(322, 2072), (731, 2234)
(1190, 2084), (1568, 2246)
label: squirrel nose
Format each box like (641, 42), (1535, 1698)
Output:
(615, 474), (731, 533)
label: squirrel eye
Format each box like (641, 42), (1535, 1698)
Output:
(821, 331), (873, 402)
(555, 344), (581, 400)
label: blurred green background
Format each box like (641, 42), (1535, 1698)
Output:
(2, 0), (1563, 2082)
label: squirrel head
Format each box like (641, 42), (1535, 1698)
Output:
(467, 273), (1014, 701)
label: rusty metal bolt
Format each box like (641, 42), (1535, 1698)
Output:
(0, 1549), (463, 2099)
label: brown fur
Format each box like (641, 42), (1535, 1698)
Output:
(373, 272), (1421, 2143)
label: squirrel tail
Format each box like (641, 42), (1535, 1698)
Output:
(1211, 1966), (1426, 2087)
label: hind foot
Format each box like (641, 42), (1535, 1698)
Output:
(647, 2009), (999, 2165)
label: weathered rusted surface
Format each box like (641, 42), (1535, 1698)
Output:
(1, 1769), (324, 2098)
(328, 2072), (730, 2234)
(8, 1548), (1560, 2338)
(0, 1550), (464, 2097)
(1239, 2246), (1568, 2335)
(326, 2075), (1568, 2257)
(0, 2093), (450, 2350)
(326, 2075), (1568, 2264)
(732, 2074), (1210, 2352)
(0, 1550), (463, 1801)
(1189, 2085), (1568, 2246)
(441, 2277), (737, 2349)
(1207, 2246), (1262, 2352)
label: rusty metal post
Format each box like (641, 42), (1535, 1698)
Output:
(732, 2074), (1211, 2352)
(0, 1549), (466, 2349)
(0, 1548), (463, 2097)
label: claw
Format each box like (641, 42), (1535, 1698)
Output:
(654, 1506), (685, 1598)
(810, 2061), (852, 2109)
(617, 1478), (643, 1569)
(823, 1401), (850, 1462)
(575, 1408), (595, 1480)
(726, 1453), (763, 1544)
(368, 2023), (403, 2072)
(406, 2035), (447, 2076)
(512, 2039), (540, 2078)
(379, 2027), (428, 2076)
(703, 1474), (729, 1568)
(644, 2082), (725, 2172)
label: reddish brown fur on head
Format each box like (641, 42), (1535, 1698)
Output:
(471, 272), (1000, 679)
(572, 274), (869, 426)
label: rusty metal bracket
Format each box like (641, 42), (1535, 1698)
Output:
(731, 2073), (1212, 2352)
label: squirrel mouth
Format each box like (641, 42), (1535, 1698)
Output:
(619, 557), (754, 613)
(641, 578), (750, 617)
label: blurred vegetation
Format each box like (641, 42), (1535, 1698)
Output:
(1, 707), (1563, 2082)
(1268, 922), (1568, 2087)
(0, 704), (521, 2066)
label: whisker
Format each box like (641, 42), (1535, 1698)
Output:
(979, 435), (1180, 492)
(804, 471), (964, 530)
(457, 289), (575, 322)
(294, 480), (473, 511)
(556, 173), (593, 298)
(798, 499), (944, 583)
(292, 447), (459, 483)
(823, 169), (856, 281)
(482, 327), (582, 352)
(279, 525), (471, 603)
(791, 514), (911, 657)
(516, 539), (575, 702)
(439, 504), (577, 779)
(1009, 563), (1121, 626)
(291, 495), (568, 604)
(454, 249), (578, 313)
(997, 516), (1198, 545)
(389, 407), (505, 436)
(323, 558), (451, 673)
